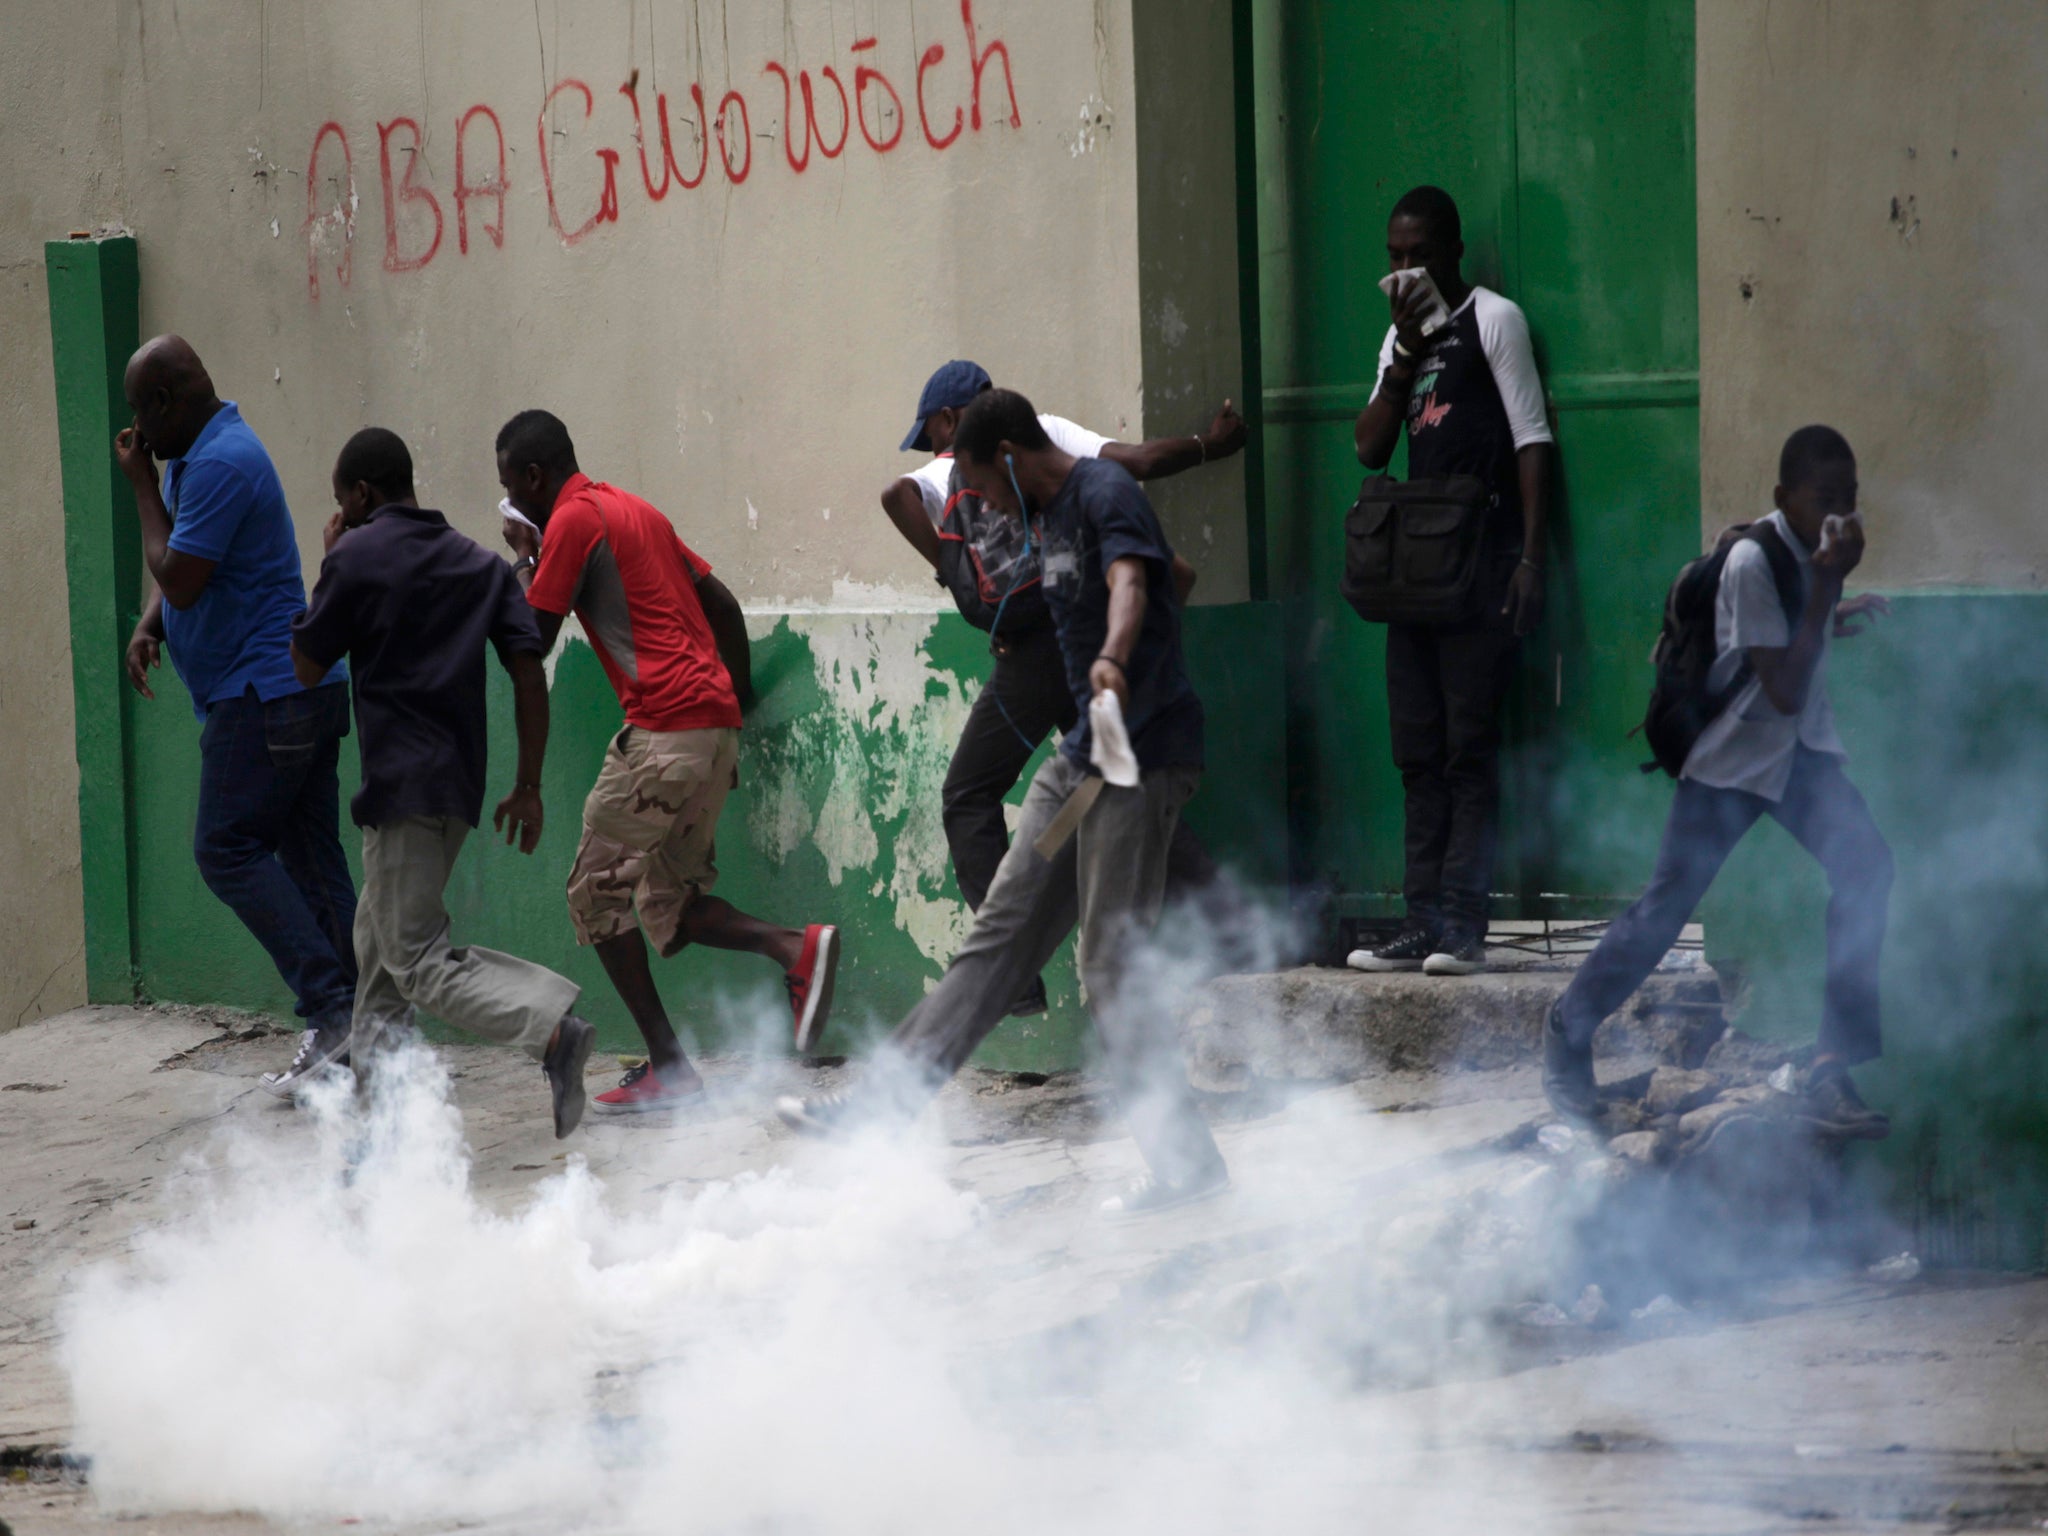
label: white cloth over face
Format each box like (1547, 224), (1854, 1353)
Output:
(499, 497), (540, 533)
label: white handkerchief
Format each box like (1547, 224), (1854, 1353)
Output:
(1089, 690), (1141, 788)
(1817, 509), (1863, 558)
(499, 497), (540, 532)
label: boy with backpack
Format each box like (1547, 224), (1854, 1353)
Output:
(1542, 425), (1894, 1136)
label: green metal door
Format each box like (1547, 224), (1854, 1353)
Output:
(1249, 0), (1701, 921)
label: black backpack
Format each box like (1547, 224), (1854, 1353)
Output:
(1638, 522), (1802, 777)
(932, 465), (1052, 636)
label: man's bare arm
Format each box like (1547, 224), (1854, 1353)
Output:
(1751, 522), (1861, 713)
(491, 650), (550, 855)
(1355, 379), (1408, 470)
(510, 557), (568, 653)
(289, 641), (332, 690)
(114, 428), (217, 608)
(125, 587), (166, 699)
(696, 571), (753, 706)
(1098, 400), (1248, 482)
(1088, 556), (1150, 713)
(880, 478), (942, 570)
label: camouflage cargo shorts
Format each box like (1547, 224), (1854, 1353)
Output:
(566, 725), (740, 955)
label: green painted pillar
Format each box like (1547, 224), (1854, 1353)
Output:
(46, 235), (142, 1002)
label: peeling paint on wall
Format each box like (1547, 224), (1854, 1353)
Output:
(540, 614), (590, 690)
(743, 612), (977, 966)
(1068, 94), (1113, 156)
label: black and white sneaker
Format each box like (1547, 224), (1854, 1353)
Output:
(1346, 926), (1439, 973)
(775, 1090), (862, 1139)
(1100, 1161), (1231, 1219)
(543, 1014), (597, 1139)
(260, 1021), (352, 1099)
(1423, 928), (1489, 976)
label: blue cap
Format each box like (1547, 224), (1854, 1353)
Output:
(900, 359), (992, 452)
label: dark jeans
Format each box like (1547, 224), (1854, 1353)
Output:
(941, 624), (1219, 911)
(1556, 747), (1893, 1065)
(195, 683), (359, 1025)
(1385, 606), (1519, 931)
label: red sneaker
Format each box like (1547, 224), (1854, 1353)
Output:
(787, 924), (841, 1055)
(592, 1061), (703, 1115)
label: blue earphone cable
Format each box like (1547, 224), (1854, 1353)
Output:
(983, 456), (1043, 753)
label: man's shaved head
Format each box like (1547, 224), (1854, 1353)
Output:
(124, 335), (222, 460)
(125, 334), (211, 398)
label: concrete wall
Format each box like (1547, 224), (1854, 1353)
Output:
(4, 0), (1262, 1049)
(1129, 0), (1250, 601)
(1698, 1), (2048, 1262)
(1698, 0), (2048, 586)
(0, 3), (127, 1031)
(109, 0), (1146, 601)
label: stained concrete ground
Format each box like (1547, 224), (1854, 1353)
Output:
(5, 990), (2048, 1535)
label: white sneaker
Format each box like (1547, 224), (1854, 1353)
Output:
(1100, 1164), (1230, 1219)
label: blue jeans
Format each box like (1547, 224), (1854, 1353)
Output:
(195, 683), (359, 1025)
(1556, 747), (1894, 1066)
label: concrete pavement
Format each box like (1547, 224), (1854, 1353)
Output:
(3, 1000), (2047, 1535)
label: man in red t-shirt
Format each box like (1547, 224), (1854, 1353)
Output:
(496, 410), (839, 1111)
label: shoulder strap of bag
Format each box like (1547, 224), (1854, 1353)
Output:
(1748, 522), (1804, 628)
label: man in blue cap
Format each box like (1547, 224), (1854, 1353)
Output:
(879, 361), (1246, 1016)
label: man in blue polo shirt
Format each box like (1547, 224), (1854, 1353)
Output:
(115, 336), (358, 1094)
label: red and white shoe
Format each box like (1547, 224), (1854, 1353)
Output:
(787, 924), (841, 1055)
(592, 1061), (703, 1115)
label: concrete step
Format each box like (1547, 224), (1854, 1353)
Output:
(1185, 949), (1724, 1089)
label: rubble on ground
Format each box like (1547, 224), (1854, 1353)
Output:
(1159, 1006), (1913, 1390)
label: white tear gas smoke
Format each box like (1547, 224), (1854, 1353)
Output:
(53, 881), (1919, 1531)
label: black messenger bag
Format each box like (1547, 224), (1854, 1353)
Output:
(1338, 473), (1496, 626)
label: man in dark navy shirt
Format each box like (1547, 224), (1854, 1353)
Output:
(781, 389), (1227, 1217)
(879, 361), (1246, 1017)
(292, 429), (596, 1139)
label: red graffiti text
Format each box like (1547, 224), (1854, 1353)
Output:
(300, 1), (1020, 300)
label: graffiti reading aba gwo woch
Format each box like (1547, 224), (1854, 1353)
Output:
(302, 0), (1020, 299)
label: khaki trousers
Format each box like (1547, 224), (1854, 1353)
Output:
(352, 816), (581, 1063)
(888, 754), (1224, 1188)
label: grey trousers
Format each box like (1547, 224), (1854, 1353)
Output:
(888, 753), (1224, 1187)
(352, 816), (581, 1064)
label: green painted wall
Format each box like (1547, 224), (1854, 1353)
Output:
(120, 605), (1285, 1072)
(1252, 0), (1701, 916)
(45, 236), (142, 1002)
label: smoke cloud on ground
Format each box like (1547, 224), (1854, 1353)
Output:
(54, 893), (1586, 1535)
(52, 883), (1961, 1533)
